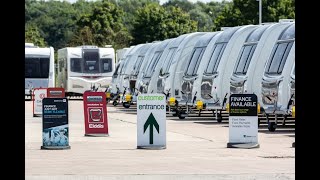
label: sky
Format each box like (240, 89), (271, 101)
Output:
(64, 0), (230, 5)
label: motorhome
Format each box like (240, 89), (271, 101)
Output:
(57, 45), (115, 96)
(261, 23), (295, 131)
(25, 43), (55, 97)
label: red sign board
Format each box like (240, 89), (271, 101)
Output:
(47, 87), (65, 98)
(83, 91), (109, 136)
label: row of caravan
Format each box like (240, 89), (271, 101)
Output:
(110, 19), (295, 131)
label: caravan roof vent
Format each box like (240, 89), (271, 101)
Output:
(279, 19), (295, 23)
(105, 45), (112, 48)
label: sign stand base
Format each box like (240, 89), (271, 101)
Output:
(137, 146), (166, 150)
(227, 142), (259, 149)
(292, 142), (295, 148)
(85, 133), (109, 137)
(41, 146), (71, 150)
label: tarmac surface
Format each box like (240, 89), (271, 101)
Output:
(25, 100), (295, 179)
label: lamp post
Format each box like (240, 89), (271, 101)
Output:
(257, 0), (262, 25)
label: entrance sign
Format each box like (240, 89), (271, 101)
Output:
(137, 94), (166, 149)
(41, 98), (70, 150)
(32, 88), (47, 117)
(83, 91), (109, 136)
(227, 94), (259, 148)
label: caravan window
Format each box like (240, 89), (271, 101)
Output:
(161, 48), (177, 75)
(83, 50), (99, 73)
(101, 58), (112, 73)
(144, 52), (162, 77)
(234, 44), (257, 75)
(71, 58), (82, 73)
(113, 63), (121, 77)
(266, 41), (293, 75)
(205, 43), (226, 74)
(185, 47), (205, 76)
(132, 56), (144, 75)
(25, 57), (50, 78)
(121, 55), (132, 74)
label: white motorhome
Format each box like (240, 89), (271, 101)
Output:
(147, 34), (189, 95)
(25, 43), (55, 97)
(230, 21), (294, 107)
(57, 45), (115, 96)
(261, 23), (295, 131)
(190, 25), (258, 121)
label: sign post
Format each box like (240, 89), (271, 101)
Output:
(227, 94), (259, 148)
(41, 98), (70, 150)
(83, 91), (109, 137)
(137, 94), (166, 149)
(32, 88), (47, 117)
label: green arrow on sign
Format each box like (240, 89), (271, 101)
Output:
(144, 113), (159, 144)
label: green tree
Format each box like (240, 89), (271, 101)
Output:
(71, 0), (132, 50)
(163, 0), (194, 12)
(25, 24), (47, 47)
(132, 3), (197, 44)
(214, 0), (295, 30)
(25, 0), (95, 49)
(111, 0), (160, 32)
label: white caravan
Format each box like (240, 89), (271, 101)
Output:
(190, 25), (258, 121)
(147, 34), (189, 94)
(261, 23), (295, 131)
(117, 44), (145, 95)
(57, 45), (115, 96)
(116, 48), (129, 64)
(230, 21), (294, 107)
(109, 46), (135, 95)
(111, 43), (154, 106)
(288, 63), (295, 118)
(162, 32), (207, 102)
(135, 38), (173, 95)
(123, 43), (154, 95)
(25, 43), (55, 97)
(170, 32), (221, 118)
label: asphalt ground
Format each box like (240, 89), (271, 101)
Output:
(26, 100), (295, 180)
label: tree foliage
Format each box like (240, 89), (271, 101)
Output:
(132, 3), (197, 44)
(25, 24), (47, 47)
(214, 0), (295, 30)
(70, 0), (132, 49)
(25, 0), (294, 49)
